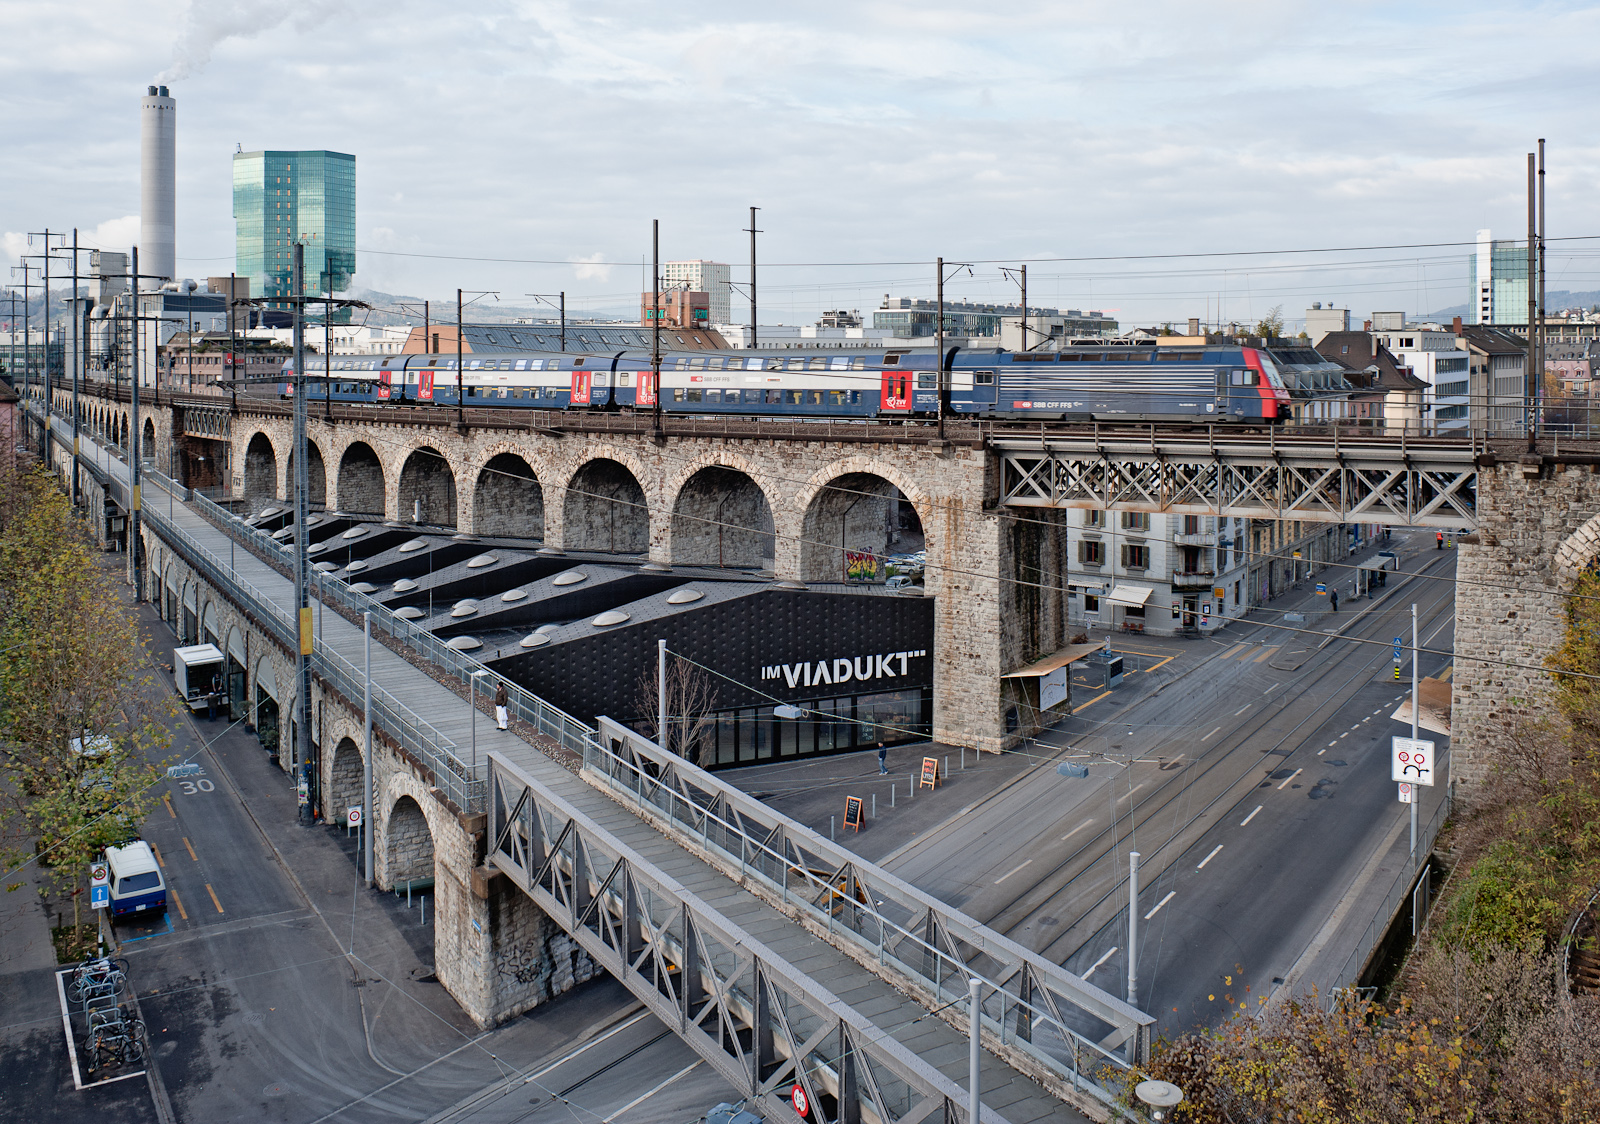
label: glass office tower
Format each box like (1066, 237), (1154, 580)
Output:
(234, 150), (356, 320)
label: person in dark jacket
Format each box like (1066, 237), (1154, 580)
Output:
(495, 682), (509, 730)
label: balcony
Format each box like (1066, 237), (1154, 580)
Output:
(1171, 570), (1217, 589)
(1173, 532), (1215, 546)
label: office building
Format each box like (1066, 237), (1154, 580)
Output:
(1304, 302), (1350, 345)
(663, 261), (732, 326)
(1470, 228), (1530, 326)
(874, 296), (1115, 340)
(233, 150), (356, 318)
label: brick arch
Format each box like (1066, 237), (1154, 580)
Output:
(1556, 513), (1600, 581)
(664, 454), (779, 569)
(789, 457), (933, 587)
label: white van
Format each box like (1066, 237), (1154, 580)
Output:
(104, 841), (166, 919)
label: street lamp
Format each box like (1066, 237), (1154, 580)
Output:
(470, 668), (491, 781)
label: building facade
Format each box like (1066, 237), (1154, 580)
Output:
(1371, 326), (1471, 429)
(874, 297), (1115, 341)
(233, 150), (356, 313)
(1471, 228), (1530, 326)
(663, 261), (732, 326)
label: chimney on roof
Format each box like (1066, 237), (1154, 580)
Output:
(1187, 317), (1199, 336)
(1452, 316), (1463, 336)
(1363, 319), (1372, 332)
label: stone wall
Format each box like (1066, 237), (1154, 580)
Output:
(1452, 458), (1600, 799)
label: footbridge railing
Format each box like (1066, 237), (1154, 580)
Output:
(585, 718), (1153, 1114)
(487, 749), (1011, 1124)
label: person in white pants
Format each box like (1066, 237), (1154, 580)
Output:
(495, 682), (509, 730)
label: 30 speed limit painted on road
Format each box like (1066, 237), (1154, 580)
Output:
(791, 1084), (809, 1117)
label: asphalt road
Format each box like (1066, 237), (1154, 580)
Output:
(880, 532), (1457, 1038)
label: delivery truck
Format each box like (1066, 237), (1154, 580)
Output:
(172, 643), (225, 713)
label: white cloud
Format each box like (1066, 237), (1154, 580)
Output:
(570, 254), (613, 283)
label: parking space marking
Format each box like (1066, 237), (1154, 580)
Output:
(162, 793), (176, 818)
(1072, 690), (1112, 713)
(182, 837), (197, 861)
(205, 884), (224, 914)
(169, 887), (188, 921)
(149, 843), (163, 866)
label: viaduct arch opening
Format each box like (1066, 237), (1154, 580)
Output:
(671, 466), (774, 569)
(399, 447), (458, 528)
(327, 738), (363, 826)
(336, 442), (385, 515)
(474, 453), (544, 539)
(800, 473), (921, 584)
(564, 458), (648, 554)
(287, 441), (327, 508)
(243, 433), (278, 510)
(386, 795), (435, 889)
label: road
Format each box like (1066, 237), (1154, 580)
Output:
(881, 532), (1457, 1038)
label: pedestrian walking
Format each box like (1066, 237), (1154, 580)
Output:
(208, 671), (221, 720)
(1330, 589), (1339, 612)
(1436, 531), (1444, 550)
(495, 682), (509, 730)
(877, 741), (888, 775)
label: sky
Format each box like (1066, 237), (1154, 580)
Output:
(5, 0), (1600, 330)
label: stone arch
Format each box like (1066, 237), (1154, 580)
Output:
(224, 625), (246, 719)
(1557, 513), (1600, 581)
(336, 441), (385, 515)
(474, 452), (544, 539)
(201, 600), (220, 648)
(669, 464), (775, 569)
(118, 414), (128, 450)
(142, 417), (156, 465)
(327, 737), (364, 822)
(243, 432), (279, 511)
(797, 464), (928, 585)
(563, 457), (649, 554)
(286, 440), (327, 508)
(386, 794), (435, 886)
(398, 446), (458, 528)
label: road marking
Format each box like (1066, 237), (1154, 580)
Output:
(1060, 818), (1094, 842)
(169, 887), (188, 921)
(1220, 644), (1247, 660)
(603, 1060), (703, 1123)
(1277, 768), (1302, 790)
(1144, 891), (1176, 920)
(1440, 664), (1454, 681)
(1328, 741), (1337, 747)
(182, 837), (197, 861)
(1317, 748), (1326, 755)
(1197, 844), (1224, 870)
(1234, 704), (1252, 716)
(1252, 646), (1279, 663)
(1201, 726), (1223, 742)
(1072, 690), (1112, 713)
(1143, 655), (1177, 673)
(1350, 724), (1361, 730)
(205, 884), (224, 914)
(1082, 946), (1119, 979)
(994, 859), (1033, 885)
(1373, 709), (1383, 715)
(1264, 682), (1282, 694)
(1119, 782), (1146, 803)
(149, 843), (163, 867)
(1340, 732), (1350, 738)
(1239, 805), (1263, 827)
(1362, 717), (1371, 722)
(162, 794), (176, 819)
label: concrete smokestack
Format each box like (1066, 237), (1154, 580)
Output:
(140, 85), (176, 285)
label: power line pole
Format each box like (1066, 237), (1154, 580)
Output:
(1527, 150), (1537, 442)
(129, 247), (144, 603)
(292, 241), (315, 825)
(936, 255), (945, 440)
(1538, 138), (1546, 441)
(229, 272), (238, 415)
(652, 219), (662, 434)
(745, 207), (760, 349)
(456, 287), (464, 429)
(70, 229), (81, 506)
(559, 291), (565, 352)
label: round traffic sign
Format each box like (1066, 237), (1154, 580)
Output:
(91, 865), (107, 882)
(791, 1084), (809, 1117)
(347, 806), (363, 827)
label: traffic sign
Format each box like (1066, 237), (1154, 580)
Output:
(1391, 737), (1436, 786)
(1393, 636), (1403, 660)
(1398, 782), (1416, 804)
(1316, 582), (1327, 595)
(90, 862), (109, 910)
(347, 806), (363, 828)
(792, 1083), (810, 1117)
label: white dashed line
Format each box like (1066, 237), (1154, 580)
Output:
(1340, 732), (1350, 739)
(1060, 819), (1094, 842)
(1119, 783), (1146, 803)
(1317, 748), (1326, 755)
(1234, 704), (1252, 716)
(1277, 768), (1303, 790)
(1144, 891), (1176, 920)
(1327, 741), (1337, 747)
(994, 859), (1033, 885)
(1197, 845), (1224, 870)
(1082, 946), (1119, 979)
(1239, 805), (1263, 827)
(1201, 726), (1223, 742)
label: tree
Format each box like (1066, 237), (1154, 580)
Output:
(0, 467), (176, 933)
(634, 651), (719, 766)
(1254, 305), (1285, 339)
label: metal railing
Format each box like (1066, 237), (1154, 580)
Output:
(585, 717), (1153, 1115)
(1325, 781), (1455, 1000)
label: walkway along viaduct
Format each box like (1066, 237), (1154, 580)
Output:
(24, 384), (1600, 1120)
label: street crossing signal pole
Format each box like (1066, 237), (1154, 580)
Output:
(293, 242), (316, 825)
(1410, 603), (1419, 857)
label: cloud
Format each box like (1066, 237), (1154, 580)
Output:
(570, 253), (613, 283)
(156, 0), (345, 82)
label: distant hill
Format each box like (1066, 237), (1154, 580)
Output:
(345, 287), (637, 328)
(1419, 290), (1600, 322)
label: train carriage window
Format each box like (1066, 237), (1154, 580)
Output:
(704, 388), (721, 402)
(672, 388), (685, 402)
(975, 371), (995, 384)
(765, 389), (782, 404)
(784, 390), (803, 404)
(674, 358), (689, 370)
(851, 356), (867, 370)
(686, 389), (703, 403)
(617, 372), (632, 386)
(787, 357), (806, 370)
(830, 356), (849, 370)
(765, 357), (783, 371)
(916, 374), (937, 388)
(883, 353), (901, 366)
(529, 359), (544, 370)
(515, 359), (527, 370)
(743, 389), (763, 404)
(707, 357), (725, 370)
(573, 358), (586, 367)
(689, 357), (706, 370)
(828, 390), (848, 405)
(808, 357), (828, 370)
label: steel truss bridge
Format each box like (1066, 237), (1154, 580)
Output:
(996, 431), (1481, 529)
(489, 719), (1153, 1124)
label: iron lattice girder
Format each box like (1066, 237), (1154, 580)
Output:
(994, 434), (1478, 529)
(486, 751), (989, 1124)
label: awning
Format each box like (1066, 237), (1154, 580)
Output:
(1002, 643), (1105, 678)
(1107, 583), (1154, 608)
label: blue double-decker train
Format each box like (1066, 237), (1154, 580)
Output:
(280, 343), (1293, 424)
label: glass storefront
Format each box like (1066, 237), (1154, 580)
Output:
(705, 687), (931, 768)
